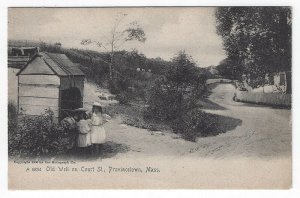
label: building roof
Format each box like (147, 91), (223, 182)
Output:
(8, 56), (31, 69)
(17, 52), (85, 76)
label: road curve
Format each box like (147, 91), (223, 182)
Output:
(193, 83), (292, 158)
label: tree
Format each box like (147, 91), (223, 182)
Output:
(216, 7), (291, 79)
(144, 51), (207, 122)
(166, 51), (203, 91)
(216, 58), (242, 80)
(81, 13), (146, 81)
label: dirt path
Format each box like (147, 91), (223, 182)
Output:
(193, 83), (291, 158)
(103, 83), (291, 159)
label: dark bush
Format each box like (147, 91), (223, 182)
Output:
(172, 109), (219, 141)
(109, 79), (129, 94)
(8, 110), (74, 158)
(248, 76), (266, 88)
(8, 102), (18, 134)
(144, 85), (183, 122)
(172, 108), (242, 142)
(116, 91), (132, 105)
(105, 103), (171, 131)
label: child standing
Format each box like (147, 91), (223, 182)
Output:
(90, 102), (110, 155)
(75, 109), (92, 155)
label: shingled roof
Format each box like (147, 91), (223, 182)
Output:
(17, 52), (85, 76)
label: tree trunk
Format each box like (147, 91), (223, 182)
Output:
(110, 45), (114, 81)
(109, 62), (113, 81)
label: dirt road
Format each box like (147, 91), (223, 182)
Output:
(103, 83), (292, 159)
(194, 83), (291, 158)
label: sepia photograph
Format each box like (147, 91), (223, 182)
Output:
(7, 7), (292, 189)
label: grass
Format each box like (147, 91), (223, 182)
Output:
(104, 104), (171, 132)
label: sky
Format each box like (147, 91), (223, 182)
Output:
(8, 7), (226, 67)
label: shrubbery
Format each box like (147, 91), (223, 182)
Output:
(116, 91), (132, 105)
(142, 51), (225, 141)
(8, 106), (74, 158)
(144, 83), (183, 121)
(109, 79), (129, 94)
(8, 102), (18, 135)
(171, 109), (220, 141)
(105, 104), (171, 132)
(248, 75), (266, 88)
(144, 84), (219, 141)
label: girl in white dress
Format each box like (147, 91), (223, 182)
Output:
(90, 102), (110, 155)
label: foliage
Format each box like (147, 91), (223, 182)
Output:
(8, 109), (73, 158)
(144, 51), (207, 125)
(172, 108), (242, 142)
(141, 51), (240, 142)
(109, 78), (130, 94)
(115, 92), (132, 105)
(248, 75), (266, 88)
(166, 51), (205, 90)
(125, 21), (147, 42)
(172, 109), (219, 141)
(109, 50), (170, 103)
(105, 104), (171, 132)
(216, 58), (242, 80)
(144, 81), (184, 121)
(9, 39), (172, 102)
(38, 41), (170, 100)
(8, 102), (18, 141)
(216, 7), (292, 79)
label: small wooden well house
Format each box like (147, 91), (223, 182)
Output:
(17, 52), (85, 120)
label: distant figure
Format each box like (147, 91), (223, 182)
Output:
(90, 102), (111, 155)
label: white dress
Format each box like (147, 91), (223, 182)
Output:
(77, 119), (92, 147)
(90, 113), (106, 144)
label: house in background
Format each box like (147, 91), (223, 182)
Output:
(242, 71), (291, 94)
(16, 52), (85, 120)
(8, 47), (39, 105)
(273, 71), (292, 94)
(8, 47), (39, 68)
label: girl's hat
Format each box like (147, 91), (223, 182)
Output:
(93, 102), (102, 107)
(73, 108), (88, 112)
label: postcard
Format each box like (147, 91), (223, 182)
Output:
(7, 7), (292, 189)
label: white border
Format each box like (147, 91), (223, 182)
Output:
(1, 0), (299, 198)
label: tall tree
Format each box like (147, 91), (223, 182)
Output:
(167, 51), (202, 91)
(216, 7), (291, 78)
(81, 13), (146, 81)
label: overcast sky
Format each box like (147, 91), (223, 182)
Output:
(8, 7), (226, 67)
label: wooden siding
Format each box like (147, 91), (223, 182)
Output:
(18, 80), (60, 117)
(19, 97), (59, 107)
(19, 75), (60, 85)
(19, 85), (59, 98)
(19, 104), (59, 117)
